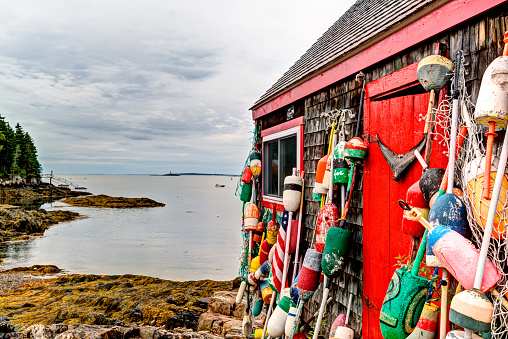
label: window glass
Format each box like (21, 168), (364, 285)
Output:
(263, 134), (297, 198)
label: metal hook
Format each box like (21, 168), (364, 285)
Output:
(398, 200), (411, 211)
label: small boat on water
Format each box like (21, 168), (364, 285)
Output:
(215, 184), (225, 187)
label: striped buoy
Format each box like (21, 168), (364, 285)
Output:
(284, 170), (303, 212)
(449, 289), (494, 333)
(241, 166), (252, 183)
(402, 181), (429, 238)
(250, 151), (262, 178)
(248, 261), (271, 286)
(316, 202), (340, 252)
(240, 181), (253, 202)
(343, 137), (367, 161)
(315, 155), (329, 194)
(333, 141), (349, 184)
(267, 293), (295, 337)
(253, 222), (265, 244)
(417, 55), (454, 92)
(285, 305), (298, 336)
(419, 168), (445, 202)
(426, 193), (469, 267)
(298, 249), (323, 300)
(322, 155), (333, 190)
(406, 303), (438, 339)
(322, 227), (353, 277)
(244, 203), (259, 230)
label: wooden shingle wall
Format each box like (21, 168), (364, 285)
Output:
(256, 6), (508, 339)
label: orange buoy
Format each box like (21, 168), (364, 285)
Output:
(244, 203), (259, 231)
(241, 166), (252, 183)
(253, 222), (264, 244)
(315, 155), (329, 194)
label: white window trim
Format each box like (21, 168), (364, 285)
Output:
(262, 125), (301, 205)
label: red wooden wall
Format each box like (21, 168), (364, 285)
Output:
(362, 63), (449, 337)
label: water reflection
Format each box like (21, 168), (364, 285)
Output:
(0, 240), (34, 263)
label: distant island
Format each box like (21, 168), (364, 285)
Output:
(163, 172), (180, 176)
(151, 173), (239, 177)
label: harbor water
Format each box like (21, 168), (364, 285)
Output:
(0, 175), (244, 281)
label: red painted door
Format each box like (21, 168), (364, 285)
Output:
(362, 63), (448, 337)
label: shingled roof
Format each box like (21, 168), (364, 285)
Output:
(251, 0), (441, 109)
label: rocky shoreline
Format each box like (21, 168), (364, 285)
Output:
(0, 184), (237, 339)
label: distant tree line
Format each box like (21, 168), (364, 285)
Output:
(0, 115), (42, 179)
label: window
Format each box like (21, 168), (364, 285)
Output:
(262, 124), (301, 202)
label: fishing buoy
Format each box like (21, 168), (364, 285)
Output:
(288, 249), (322, 339)
(429, 187), (463, 208)
(419, 168), (445, 202)
(283, 170), (303, 212)
(240, 181), (253, 202)
(267, 294), (295, 337)
(343, 137), (367, 161)
(449, 289), (493, 333)
(244, 203), (259, 230)
(428, 226), (501, 292)
(236, 280), (247, 304)
(260, 280), (273, 304)
(322, 227), (352, 277)
(254, 329), (264, 339)
(250, 256), (261, 273)
(315, 202), (340, 252)
(250, 151), (262, 178)
(267, 209), (280, 245)
(380, 220), (429, 339)
(402, 181), (429, 238)
(315, 155), (329, 194)
(248, 261), (271, 285)
(465, 155), (508, 239)
(253, 222), (265, 244)
(333, 141), (349, 184)
(331, 293), (354, 339)
(406, 303), (438, 339)
(445, 331), (482, 339)
(253, 298), (264, 317)
(322, 155), (333, 190)
(474, 43), (508, 200)
(259, 239), (272, 265)
(330, 314), (346, 338)
(313, 228), (353, 339)
(285, 306), (298, 336)
(426, 193), (470, 267)
(242, 166), (253, 183)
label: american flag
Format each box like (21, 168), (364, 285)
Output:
(271, 210), (288, 293)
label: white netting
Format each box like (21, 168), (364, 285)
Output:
(423, 52), (508, 337)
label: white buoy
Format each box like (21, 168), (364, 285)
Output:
(283, 168), (303, 212)
(285, 305), (298, 336)
(267, 295), (294, 338)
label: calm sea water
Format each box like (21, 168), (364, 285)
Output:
(0, 175), (244, 281)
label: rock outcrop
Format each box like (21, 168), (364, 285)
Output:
(62, 195), (165, 208)
(197, 291), (246, 339)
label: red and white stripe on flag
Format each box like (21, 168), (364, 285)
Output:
(271, 210), (288, 293)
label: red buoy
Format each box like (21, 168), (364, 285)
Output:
(315, 202), (339, 252)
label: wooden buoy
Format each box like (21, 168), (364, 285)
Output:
(465, 155), (508, 239)
(380, 225), (429, 339)
(288, 249), (322, 339)
(250, 151), (262, 178)
(402, 181), (429, 238)
(241, 166), (252, 183)
(474, 39), (508, 199)
(419, 168), (445, 202)
(267, 294), (295, 337)
(240, 181), (253, 202)
(333, 141), (349, 184)
(259, 239), (271, 265)
(315, 155), (329, 194)
(406, 303), (438, 339)
(322, 227), (353, 277)
(449, 289), (493, 333)
(244, 203), (259, 230)
(426, 193), (470, 267)
(260, 280), (273, 304)
(313, 227), (353, 339)
(236, 280), (247, 304)
(428, 226), (501, 292)
(322, 154), (333, 190)
(315, 202), (340, 252)
(283, 170), (303, 212)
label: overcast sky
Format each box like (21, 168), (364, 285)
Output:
(0, 0), (356, 175)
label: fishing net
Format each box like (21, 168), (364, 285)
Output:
(424, 52), (508, 337)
